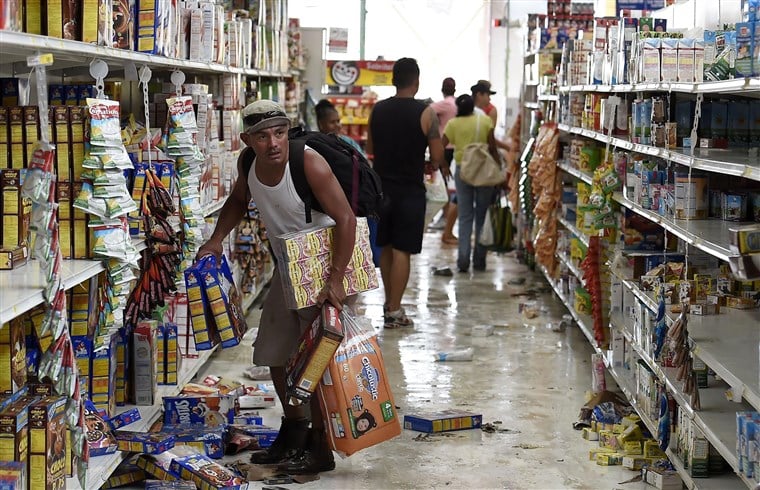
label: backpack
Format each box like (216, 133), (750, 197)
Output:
(241, 127), (384, 224)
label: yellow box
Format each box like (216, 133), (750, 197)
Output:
(619, 423), (643, 443)
(623, 440), (643, 455)
(589, 447), (615, 460)
(596, 452), (624, 465)
(582, 427), (599, 441)
(643, 439), (667, 458)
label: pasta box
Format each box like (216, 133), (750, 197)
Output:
(403, 410), (483, 433)
(162, 395), (237, 427)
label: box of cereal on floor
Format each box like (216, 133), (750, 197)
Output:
(28, 396), (67, 489)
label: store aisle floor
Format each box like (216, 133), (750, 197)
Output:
(199, 228), (650, 490)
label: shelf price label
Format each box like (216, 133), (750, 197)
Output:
(27, 53), (54, 66)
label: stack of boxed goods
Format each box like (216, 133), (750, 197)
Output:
(270, 217), (378, 310)
(737, 412), (760, 483)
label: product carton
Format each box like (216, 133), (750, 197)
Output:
(0, 461), (25, 489)
(162, 395), (237, 427)
(161, 425), (224, 458)
(641, 38), (661, 82)
(83, 400), (117, 456)
(27, 396), (67, 490)
(677, 39), (696, 82)
(0, 317), (25, 393)
(107, 407), (141, 431)
(114, 431), (176, 454)
(169, 453), (245, 489)
(0, 396), (35, 462)
(643, 466), (683, 490)
(285, 304), (344, 404)
(735, 22), (756, 78)
(403, 410), (482, 433)
(135, 446), (199, 481)
(728, 100), (750, 148)
(132, 320), (158, 406)
(660, 38), (678, 82)
(227, 424), (278, 448)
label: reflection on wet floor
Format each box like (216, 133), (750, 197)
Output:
(200, 229), (650, 490)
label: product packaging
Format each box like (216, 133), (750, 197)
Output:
(161, 425), (225, 458)
(285, 304), (344, 404)
(114, 430), (176, 454)
(162, 394), (237, 427)
(169, 453), (245, 489)
(28, 396), (67, 490)
(83, 400), (117, 456)
(403, 410), (483, 433)
(0, 461), (25, 489)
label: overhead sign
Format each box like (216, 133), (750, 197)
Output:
(616, 0), (665, 10)
(326, 60), (396, 87)
(328, 28), (348, 53)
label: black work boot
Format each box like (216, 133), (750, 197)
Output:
(250, 417), (309, 464)
(278, 427), (335, 474)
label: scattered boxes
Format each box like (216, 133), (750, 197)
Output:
(403, 410), (482, 433)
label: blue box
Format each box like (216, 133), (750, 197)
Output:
(161, 425), (225, 459)
(114, 431), (176, 454)
(403, 410), (482, 433)
(107, 407), (142, 431)
(170, 454), (246, 489)
(162, 395), (236, 427)
(230, 424), (279, 448)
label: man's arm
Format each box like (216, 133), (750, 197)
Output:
(196, 154), (250, 261)
(303, 149), (357, 309)
(422, 106), (445, 170)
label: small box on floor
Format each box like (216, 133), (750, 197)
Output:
(169, 453), (246, 489)
(642, 466), (683, 490)
(161, 425), (225, 458)
(101, 456), (146, 489)
(403, 410), (482, 433)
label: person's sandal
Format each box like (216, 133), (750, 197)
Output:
(384, 308), (414, 328)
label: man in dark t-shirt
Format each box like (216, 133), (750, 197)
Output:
(366, 57), (445, 329)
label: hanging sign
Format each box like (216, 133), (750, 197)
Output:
(328, 27), (349, 53)
(326, 60), (395, 87)
(615, 0), (665, 10)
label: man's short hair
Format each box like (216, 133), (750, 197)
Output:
(392, 58), (420, 89)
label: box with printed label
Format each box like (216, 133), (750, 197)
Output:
(114, 430), (176, 454)
(403, 410), (482, 433)
(161, 425), (224, 458)
(27, 396), (67, 490)
(169, 453), (245, 489)
(0, 461), (25, 489)
(0, 317), (25, 393)
(133, 320), (158, 406)
(83, 400), (117, 456)
(162, 395), (236, 427)
(0, 396), (35, 462)
(135, 446), (200, 481)
(107, 407), (141, 431)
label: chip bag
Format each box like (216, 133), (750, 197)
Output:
(317, 308), (401, 457)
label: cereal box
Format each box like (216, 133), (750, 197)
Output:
(107, 407), (141, 431)
(135, 445), (198, 481)
(227, 424), (278, 448)
(101, 455), (146, 489)
(144, 481), (197, 489)
(162, 395), (236, 427)
(0, 317), (26, 393)
(114, 430), (176, 454)
(169, 453), (245, 489)
(0, 461), (25, 489)
(27, 396), (67, 490)
(286, 304), (344, 404)
(193, 255), (247, 348)
(184, 265), (219, 351)
(83, 400), (117, 456)
(0, 396), (35, 462)
(161, 425), (224, 459)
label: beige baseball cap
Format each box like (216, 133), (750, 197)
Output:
(241, 100), (290, 133)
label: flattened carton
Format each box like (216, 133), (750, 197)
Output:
(403, 410), (483, 433)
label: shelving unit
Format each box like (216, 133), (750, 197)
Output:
(557, 215), (590, 248)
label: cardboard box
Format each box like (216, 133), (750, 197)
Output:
(27, 396), (67, 490)
(101, 456), (146, 489)
(169, 453), (245, 489)
(643, 466), (683, 490)
(136, 446), (200, 481)
(0, 461), (25, 489)
(161, 425), (224, 458)
(0, 396), (35, 462)
(114, 431), (176, 454)
(403, 410), (482, 433)
(227, 424), (277, 448)
(1, 169), (31, 248)
(285, 304), (344, 404)
(132, 320), (158, 406)
(83, 400), (117, 456)
(107, 407), (141, 431)
(0, 317), (26, 393)
(0, 245), (28, 270)
(162, 395), (236, 427)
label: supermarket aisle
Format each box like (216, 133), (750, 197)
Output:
(199, 229), (649, 490)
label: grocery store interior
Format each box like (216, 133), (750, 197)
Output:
(0, 0), (759, 489)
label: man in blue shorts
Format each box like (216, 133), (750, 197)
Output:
(367, 58), (445, 328)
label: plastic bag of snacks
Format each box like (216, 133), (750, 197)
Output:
(317, 307), (401, 457)
(183, 255), (247, 350)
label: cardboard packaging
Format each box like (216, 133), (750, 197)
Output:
(0, 317), (25, 394)
(28, 396), (67, 490)
(0, 461), (25, 489)
(162, 395), (237, 427)
(0, 396), (35, 462)
(169, 453), (245, 489)
(83, 400), (117, 456)
(1, 169), (31, 249)
(0, 245), (28, 270)
(161, 425), (224, 458)
(114, 431), (176, 454)
(107, 407), (141, 431)
(404, 410), (482, 433)
(285, 304), (344, 404)
(132, 320), (158, 406)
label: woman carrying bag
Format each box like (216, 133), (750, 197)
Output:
(442, 94), (503, 273)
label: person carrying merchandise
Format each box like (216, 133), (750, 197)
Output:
(366, 57), (445, 328)
(196, 99), (356, 474)
(429, 77), (458, 245)
(442, 94), (497, 273)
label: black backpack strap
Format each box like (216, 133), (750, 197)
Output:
(241, 147), (255, 179)
(288, 139), (313, 223)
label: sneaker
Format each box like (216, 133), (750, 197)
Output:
(384, 307), (414, 328)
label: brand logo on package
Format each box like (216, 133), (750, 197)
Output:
(357, 356), (380, 400)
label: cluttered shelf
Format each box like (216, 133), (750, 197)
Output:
(0, 31), (295, 78)
(557, 215), (591, 248)
(66, 345), (220, 490)
(556, 252), (586, 288)
(557, 123), (760, 183)
(538, 264), (597, 352)
(202, 196), (229, 218)
(557, 78), (760, 96)
(609, 270), (760, 415)
(0, 238), (146, 325)
(613, 192), (754, 262)
(557, 161), (593, 185)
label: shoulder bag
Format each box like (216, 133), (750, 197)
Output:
(459, 116), (505, 187)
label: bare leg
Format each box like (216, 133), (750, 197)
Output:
(386, 248), (411, 312)
(379, 245), (393, 305)
(441, 202), (458, 243)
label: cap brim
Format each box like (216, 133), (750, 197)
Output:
(489, 90), (496, 95)
(245, 116), (290, 133)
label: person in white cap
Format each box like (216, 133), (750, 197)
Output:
(197, 99), (356, 474)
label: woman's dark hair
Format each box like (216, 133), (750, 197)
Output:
(315, 99), (338, 123)
(455, 94), (475, 116)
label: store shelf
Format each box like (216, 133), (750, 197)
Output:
(557, 161), (593, 185)
(557, 78), (760, 96)
(557, 215), (590, 248)
(0, 237), (146, 325)
(613, 192), (753, 262)
(0, 31), (292, 78)
(68, 345), (219, 490)
(611, 275), (760, 414)
(556, 123), (760, 182)
(241, 260), (275, 313)
(538, 264), (598, 352)
(524, 101), (540, 109)
(556, 252), (586, 287)
(537, 94), (559, 102)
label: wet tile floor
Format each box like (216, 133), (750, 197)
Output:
(196, 228), (651, 490)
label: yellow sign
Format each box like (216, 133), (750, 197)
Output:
(326, 60), (395, 87)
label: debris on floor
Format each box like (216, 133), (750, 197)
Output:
(244, 365), (272, 380)
(403, 410), (483, 433)
(480, 421), (521, 434)
(512, 443), (543, 449)
(432, 266), (454, 276)
(507, 277), (526, 285)
(471, 325), (494, 337)
(434, 347), (474, 361)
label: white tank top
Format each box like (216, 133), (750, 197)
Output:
(247, 147), (335, 238)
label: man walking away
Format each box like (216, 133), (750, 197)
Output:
(366, 57), (445, 328)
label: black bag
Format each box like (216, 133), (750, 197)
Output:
(241, 127), (384, 223)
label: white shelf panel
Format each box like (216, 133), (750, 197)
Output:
(557, 161), (593, 185)
(614, 193), (752, 262)
(557, 215), (590, 248)
(537, 94), (559, 102)
(0, 238), (146, 325)
(556, 252), (586, 288)
(0, 31), (292, 78)
(68, 345), (219, 490)
(558, 78), (760, 96)
(524, 101), (540, 109)
(202, 196), (228, 218)
(557, 123), (760, 182)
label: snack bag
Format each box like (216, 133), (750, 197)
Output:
(317, 308), (401, 457)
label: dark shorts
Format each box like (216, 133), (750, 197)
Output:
(377, 187), (426, 254)
(253, 269), (320, 367)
